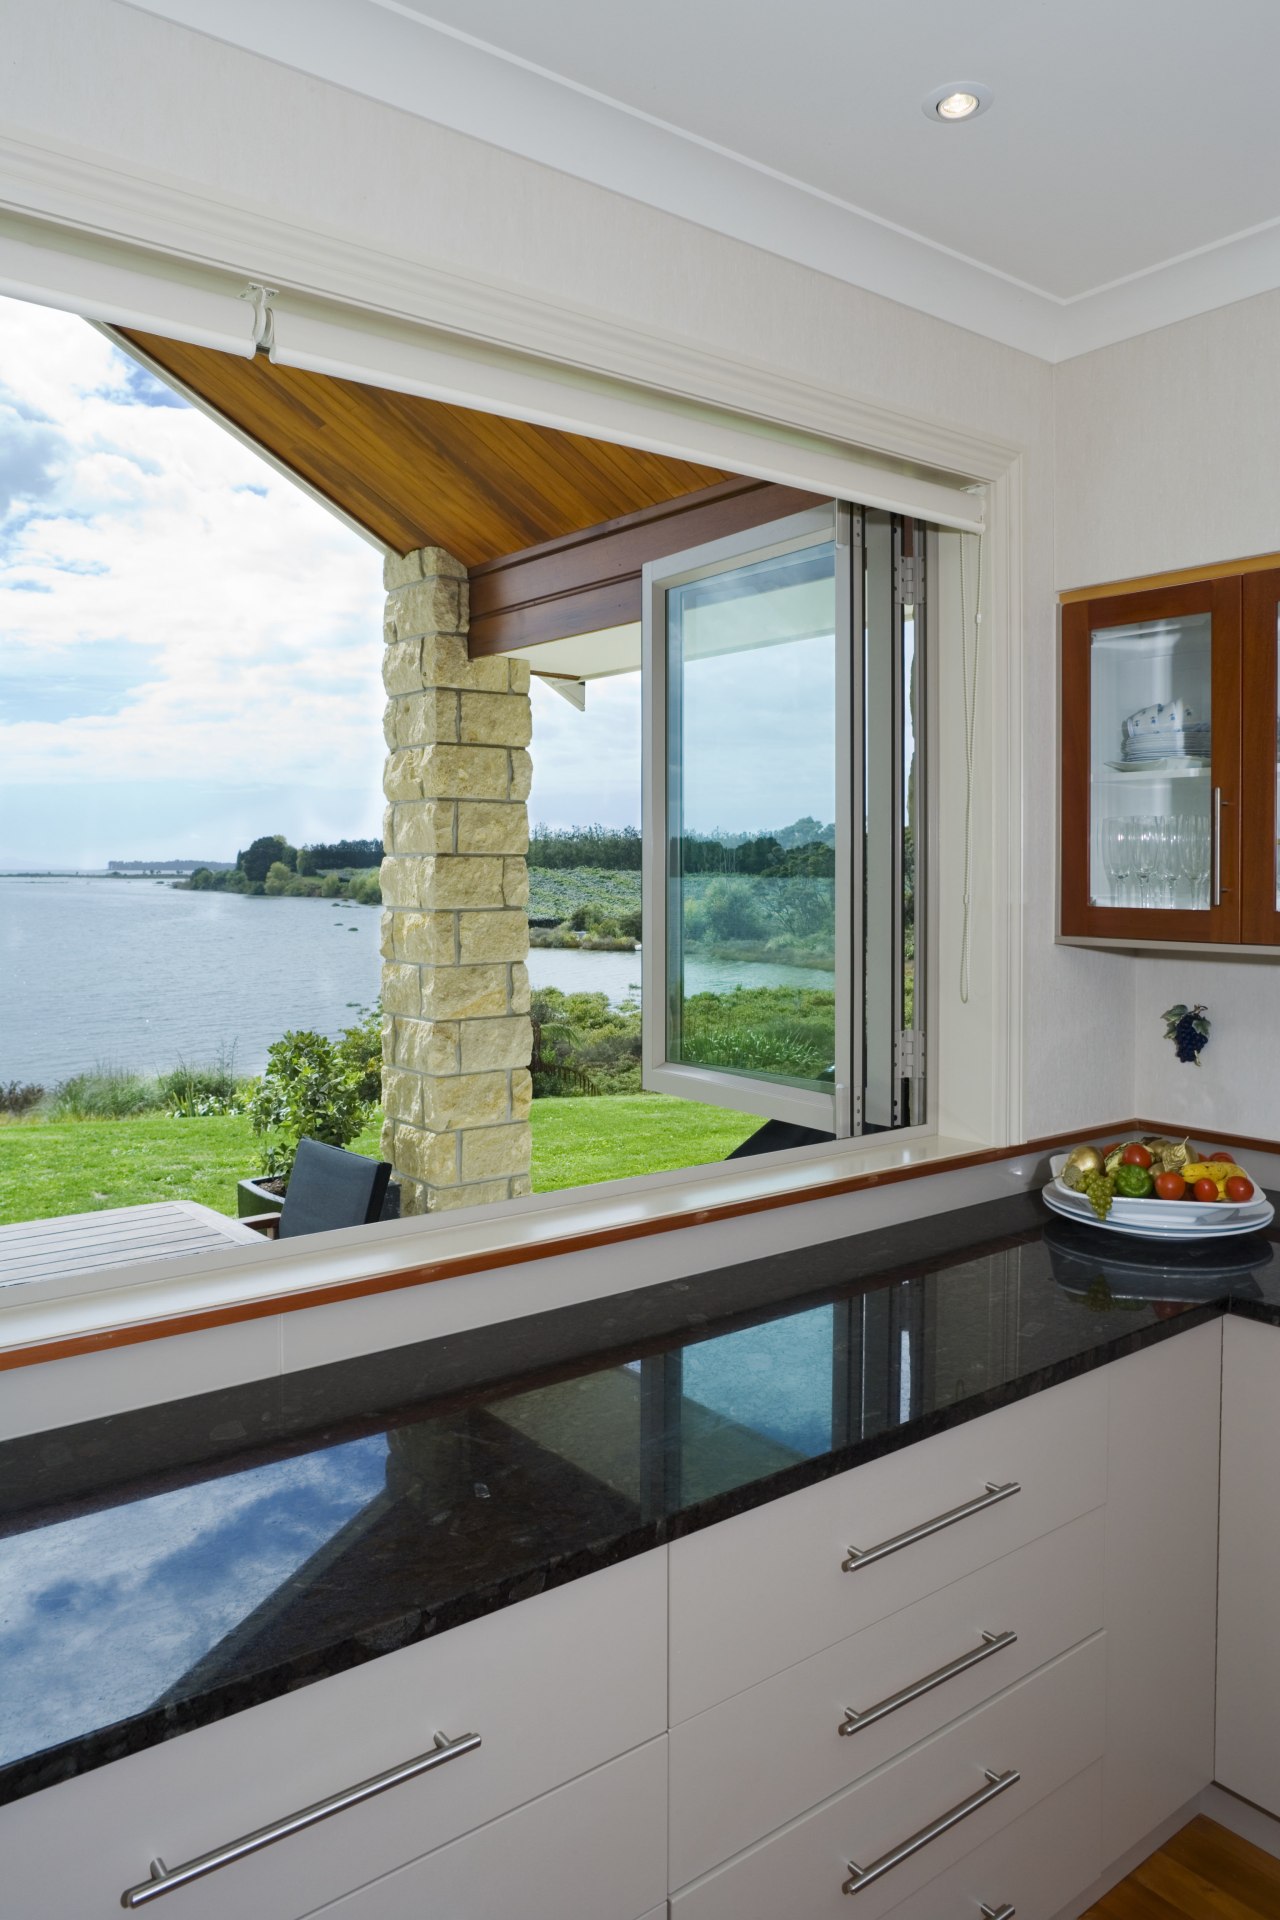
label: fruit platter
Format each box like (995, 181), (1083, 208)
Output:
(1043, 1136), (1274, 1241)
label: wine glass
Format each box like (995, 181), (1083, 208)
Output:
(1132, 815), (1158, 909)
(1102, 816), (1130, 906)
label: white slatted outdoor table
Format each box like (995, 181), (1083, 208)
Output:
(0, 1202), (263, 1287)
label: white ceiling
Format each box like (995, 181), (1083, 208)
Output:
(129, 0), (1280, 360)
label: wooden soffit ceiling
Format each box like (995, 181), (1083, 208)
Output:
(120, 330), (735, 568)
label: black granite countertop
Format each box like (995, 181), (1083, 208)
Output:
(3, 1187), (1279, 1807)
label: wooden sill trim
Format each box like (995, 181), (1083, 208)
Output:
(5, 1115), (1274, 1373)
(1059, 551), (1280, 605)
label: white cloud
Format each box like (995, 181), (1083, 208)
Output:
(0, 295), (386, 861)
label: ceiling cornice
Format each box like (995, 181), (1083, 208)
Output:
(120, 0), (1280, 363)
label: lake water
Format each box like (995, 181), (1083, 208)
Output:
(0, 876), (833, 1085)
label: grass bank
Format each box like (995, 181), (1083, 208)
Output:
(0, 1096), (761, 1224)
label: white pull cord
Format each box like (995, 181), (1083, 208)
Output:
(959, 530), (984, 1004)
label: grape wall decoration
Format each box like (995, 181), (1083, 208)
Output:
(1162, 1002), (1211, 1066)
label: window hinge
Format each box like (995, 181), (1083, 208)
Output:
(894, 554), (919, 608)
(895, 1028), (924, 1079)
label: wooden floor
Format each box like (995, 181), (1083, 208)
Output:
(1082, 1815), (1280, 1917)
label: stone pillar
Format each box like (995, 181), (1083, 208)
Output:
(379, 546), (533, 1213)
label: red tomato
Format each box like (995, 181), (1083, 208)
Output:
(1153, 1171), (1186, 1200)
(1225, 1175), (1255, 1203)
(1192, 1177), (1220, 1202)
(1121, 1143), (1153, 1169)
(1207, 1151), (1235, 1163)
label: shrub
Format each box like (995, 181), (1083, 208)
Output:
(348, 869), (382, 906)
(0, 1080), (44, 1116)
(249, 1030), (367, 1181)
(158, 1053), (247, 1117)
(338, 1005), (383, 1104)
(51, 1068), (167, 1120)
(320, 873), (343, 898)
(264, 860), (292, 896)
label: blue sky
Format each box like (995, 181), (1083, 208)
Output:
(0, 295), (642, 869)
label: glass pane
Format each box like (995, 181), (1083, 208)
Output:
(666, 540), (837, 1092)
(1088, 613), (1213, 911)
(1275, 610), (1279, 911)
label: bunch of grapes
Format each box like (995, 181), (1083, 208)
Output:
(1080, 1170), (1116, 1221)
(1173, 1010), (1209, 1064)
(1162, 1002), (1211, 1066)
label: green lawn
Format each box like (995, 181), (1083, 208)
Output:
(0, 1097), (762, 1223)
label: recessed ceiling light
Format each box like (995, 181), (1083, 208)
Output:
(922, 83), (993, 123)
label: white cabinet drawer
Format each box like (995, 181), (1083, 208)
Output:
(670, 1370), (1106, 1720)
(308, 1737), (668, 1920)
(0, 1550), (666, 1920)
(670, 1634), (1105, 1920)
(880, 1761), (1101, 1920)
(670, 1509), (1103, 1887)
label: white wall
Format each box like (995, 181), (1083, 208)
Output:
(1056, 290), (1280, 1138)
(0, 0), (1137, 1140)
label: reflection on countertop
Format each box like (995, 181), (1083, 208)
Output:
(2, 1187), (1276, 1805)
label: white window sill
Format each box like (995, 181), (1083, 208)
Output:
(0, 1128), (1042, 1364)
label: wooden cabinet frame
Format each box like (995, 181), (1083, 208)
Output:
(1061, 578), (1242, 944)
(1241, 569), (1280, 946)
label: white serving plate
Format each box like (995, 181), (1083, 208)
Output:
(1045, 1154), (1274, 1241)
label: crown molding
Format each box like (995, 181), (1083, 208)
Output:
(119, 0), (1280, 363)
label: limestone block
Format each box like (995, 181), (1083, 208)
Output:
(457, 909), (529, 964)
(393, 1125), (460, 1187)
(381, 638), (423, 697)
(460, 1122), (532, 1182)
(383, 550), (424, 590)
(380, 962), (420, 1017)
(427, 1178), (518, 1211)
(418, 744), (514, 801)
(398, 1180), (429, 1217)
(381, 1012), (395, 1061)
(395, 1018), (460, 1076)
(507, 658), (531, 695)
(456, 801), (529, 856)
(510, 961), (531, 1013)
(379, 908), (397, 961)
(391, 910), (456, 966)
(381, 1067), (423, 1127)
(509, 1172), (532, 1199)
(502, 857), (530, 908)
(459, 1015), (533, 1074)
(419, 963), (509, 1020)
(511, 1067), (532, 1119)
(419, 546), (467, 581)
(420, 632), (509, 693)
(388, 799), (455, 856)
(508, 749), (533, 801)
(383, 688), (458, 750)
(383, 748), (425, 802)
(459, 691), (532, 749)
(419, 854), (506, 909)
(386, 576), (463, 640)
(422, 1071), (510, 1131)
(379, 1116), (396, 1162)
(378, 856), (431, 909)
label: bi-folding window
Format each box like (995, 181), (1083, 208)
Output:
(641, 502), (929, 1139)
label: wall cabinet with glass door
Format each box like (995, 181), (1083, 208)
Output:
(1058, 568), (1280, 946)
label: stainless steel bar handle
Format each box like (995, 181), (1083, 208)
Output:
(980, 1904), (1016, 1919)
(842, 1481), (1020, 1572)
(838, 1630), (1017, 1736)
(1212, 786), (1223, 906)
(120, 1730), (482, 1909)
(842, 1768), (1020, 1896)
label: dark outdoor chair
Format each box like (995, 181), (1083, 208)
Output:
(244, 1137), (393, 1240)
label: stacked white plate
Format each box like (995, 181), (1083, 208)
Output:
(1044, 1153), (1274, 1241)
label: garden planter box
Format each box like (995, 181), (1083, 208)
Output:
(236, 1175), (285, 1219)
(235, 1173), (402, 1222)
